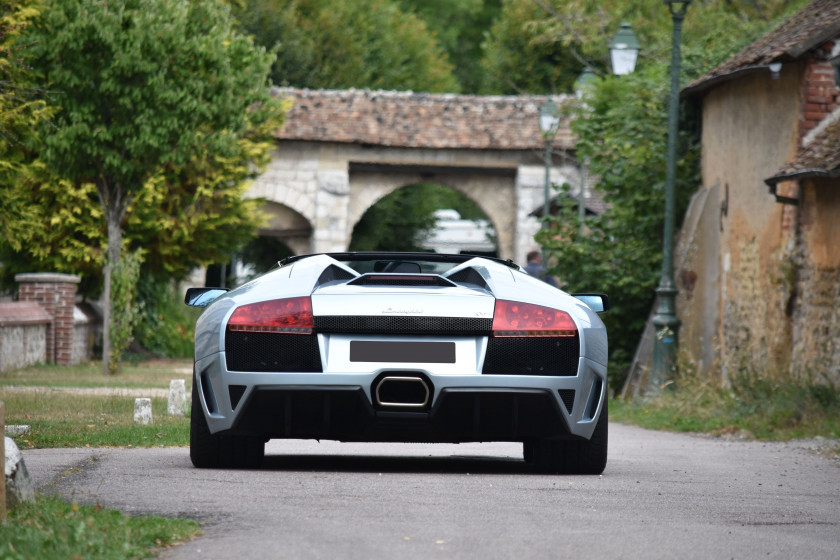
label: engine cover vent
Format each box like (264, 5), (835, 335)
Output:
(348, 274), (456, 287)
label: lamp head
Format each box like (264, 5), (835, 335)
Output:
(664, 0), (692, 16)
(609, 23), (640, 75)
(539, 100), (560, 136)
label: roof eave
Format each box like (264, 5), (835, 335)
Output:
(682, 65), (776, 99)
(765, 167), (840, 187)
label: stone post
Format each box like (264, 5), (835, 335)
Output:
(15, 273), (81, 366)
(134, 398), (153, 425)
(168, 380), (187, 417)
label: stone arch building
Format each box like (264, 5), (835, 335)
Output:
(246, 88), (593, 264)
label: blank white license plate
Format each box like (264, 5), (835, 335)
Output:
(350, 341), (456, 363)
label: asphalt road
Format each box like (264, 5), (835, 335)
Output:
(23, 423), (840, 559)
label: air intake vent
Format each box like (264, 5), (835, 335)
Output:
(447, 267), (488, 289)
(348, 274), (456, 287)
(317, 265), (357, 285)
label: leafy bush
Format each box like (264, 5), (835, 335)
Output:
(537, 66), (699, 393)
(134, 278), (201, 359)
(108, 249), (143, 373)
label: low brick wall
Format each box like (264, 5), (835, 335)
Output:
(0, 273), (101, 372)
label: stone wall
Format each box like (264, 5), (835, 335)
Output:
(790, 178), (840, 384)
(0, 302), (51, 372)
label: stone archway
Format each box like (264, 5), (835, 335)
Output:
(257, 201), (313, 256)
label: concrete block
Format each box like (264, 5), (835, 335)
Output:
(134, 398), (153, 425)
(167, 380), (187, 417)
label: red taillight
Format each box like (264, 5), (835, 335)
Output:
(492, 300), (577, 337)
(227, 296), (314, 334)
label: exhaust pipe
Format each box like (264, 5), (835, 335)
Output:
(375, 376), (430, 408)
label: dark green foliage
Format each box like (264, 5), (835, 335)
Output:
(397, 0), (502, 93)
(537, 66), (700, 390)
(233, 0), (460, 92)
(238, 236), (296, 275)
(479, 0), (582, 94)
(135, 278), (202, 359)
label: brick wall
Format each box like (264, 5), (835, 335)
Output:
(15, 273), (81, 366)
(800, 58), (840, 141)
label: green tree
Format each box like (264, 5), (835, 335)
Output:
(233, 0), (460, 92)
(25, 0), (283, 373)
(0, 0), (51, 250)
(479, 0), (582, 94)
(397, 0), (502, 93)
(537, 68), (699, 388)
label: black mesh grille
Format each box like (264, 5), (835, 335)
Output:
(229, 385), (247, 409)
(558, 389), (576, 414)
(225, 331), (322, 372)
(482, 336), (579, 376)
(348, 275), (453, 287)
(314, 315), (492, 335)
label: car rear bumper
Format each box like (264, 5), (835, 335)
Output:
(194, 352), (607, 442)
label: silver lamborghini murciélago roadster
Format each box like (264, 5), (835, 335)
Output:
(185, 252), (609, 474)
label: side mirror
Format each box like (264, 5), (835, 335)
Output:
(184, 287), (229, 308)
(572, 293), (610, 313)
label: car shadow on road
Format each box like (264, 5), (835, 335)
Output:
(258, 453), (536, 475)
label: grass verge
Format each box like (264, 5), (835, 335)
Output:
(1, 360), (192, 449)
(0, 359), (192, 389)
(611, 372), (840, 446)
(4, 392), (190, 449)
(0, 494), (200, 560)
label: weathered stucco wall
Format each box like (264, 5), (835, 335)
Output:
(0, 324), (47, 372)
(684, 64), (803, 382)
(675, 184), (720, 375)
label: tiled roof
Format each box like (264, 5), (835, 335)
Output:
(765, 116), (840, 185)
(683, 0), (840, 97)
(0, 301), (52, 325)
(273, 88), (576, 150)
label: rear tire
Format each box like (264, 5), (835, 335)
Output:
(190, 381), (264, 469)
(524, 400), (608, 474)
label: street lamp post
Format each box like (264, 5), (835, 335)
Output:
(650, 0), (691, 392)
(538, 100), (561, 262)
